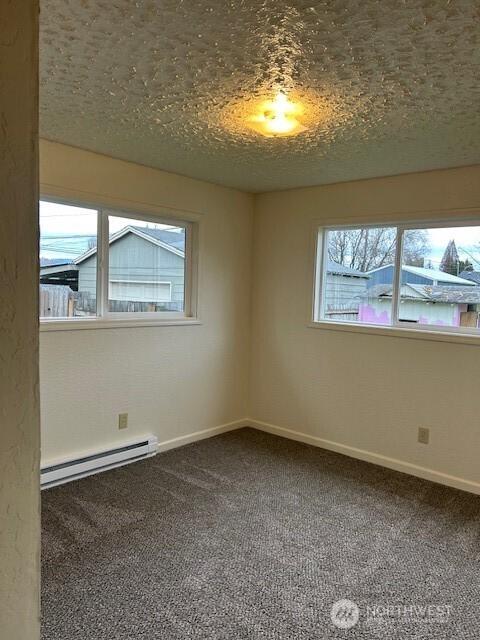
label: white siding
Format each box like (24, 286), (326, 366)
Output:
(324, 273), (368, 320)
(77, 233), (185, 306)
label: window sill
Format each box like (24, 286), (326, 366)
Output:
(308, 320), (480, 346)
(40, 317), (202, 332)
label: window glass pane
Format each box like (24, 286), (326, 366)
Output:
(321, 226), (397, 325)
(39, 201), (97, 318)
(398, 226), (480, 328)
(107, 215), (186, 313)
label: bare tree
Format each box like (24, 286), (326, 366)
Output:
(403, 229), (430, 267)
(328, 228), (429, 272)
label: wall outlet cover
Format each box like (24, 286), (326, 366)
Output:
(418, 427), (430, 445)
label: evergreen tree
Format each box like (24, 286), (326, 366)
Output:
(440, 239), (460, 276)
(459, 259), (473, 273)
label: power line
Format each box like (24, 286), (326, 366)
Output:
(458, 246), (480, 268)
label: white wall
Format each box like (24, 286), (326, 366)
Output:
(251, 166), (480, 492)
(40, 140), (253, 463)
(0, 2), (40, 638)
(39, 142), (480, 493)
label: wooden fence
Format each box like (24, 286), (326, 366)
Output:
(40, 285), (73, 318)
(40, 287), (95, 318)
(40, 286), (182, 317)
(324, 303), (359, 321)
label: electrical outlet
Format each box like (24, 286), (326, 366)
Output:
(418, 427), (429, 444)
(118, 413), (128, 430)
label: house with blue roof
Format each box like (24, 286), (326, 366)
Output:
(367, 264), (476, 288)
(359, 264), (480, 328)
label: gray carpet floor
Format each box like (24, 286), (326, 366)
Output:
(42, 427), (480, 639)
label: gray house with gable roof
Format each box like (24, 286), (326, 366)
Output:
(40, 225), (185, 315)
(77, 226), (185, 311)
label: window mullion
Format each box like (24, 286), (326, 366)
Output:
(184, 223), (192, 317)
(96, 210), (109, 318)
(318, 228), (328, 321)
(391, 227), (403, 327)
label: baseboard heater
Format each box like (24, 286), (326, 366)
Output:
(41, 436), (158, 490)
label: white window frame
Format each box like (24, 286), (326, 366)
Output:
(312, 217), (480, 343)
(40, 198), (199, 330)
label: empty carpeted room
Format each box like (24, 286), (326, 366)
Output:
(2, 1), (480, 639)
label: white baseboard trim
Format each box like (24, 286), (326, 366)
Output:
(247, 419), (480, 496)
(156, 419), (247, 453)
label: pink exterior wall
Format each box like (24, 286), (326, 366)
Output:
(359, 302), (468, 327)
(358, 304), (391, 325)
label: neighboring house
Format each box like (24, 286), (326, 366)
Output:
(40, 258), (77, 289)
(39, 226), (185, 314)
(459, 270), (480, 284)
(360, 265), (480, 327)
(367, 264), (476, 288)
(324, 261), (370, 320)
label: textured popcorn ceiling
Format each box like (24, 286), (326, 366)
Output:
(40, 0), (480, 192)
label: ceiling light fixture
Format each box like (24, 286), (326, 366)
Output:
(247, 93), (306, 138)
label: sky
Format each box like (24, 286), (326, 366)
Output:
(423, 227), (480, 269)
(40, 201), (480, 269)
(39, 201), (183, 259)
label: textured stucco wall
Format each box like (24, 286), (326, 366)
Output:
(40, 140), (253, 463)
(0, 2), (40, 638)
(251, 165), (480, 490)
